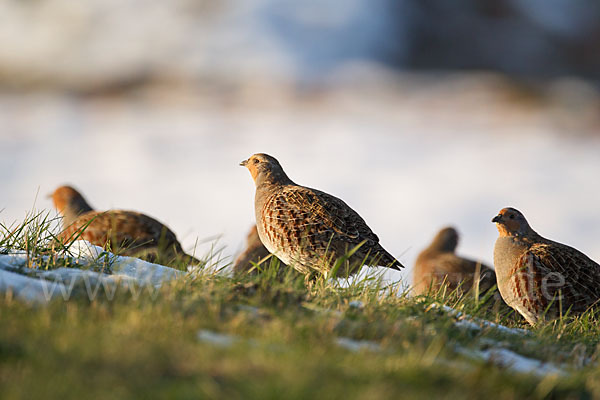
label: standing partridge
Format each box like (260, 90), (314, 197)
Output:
(51, 185), (200, 266)
(240, 153), (403, 277)
(492, 207), (600, 325)
(233, 225), (286, 274)
(413, 227), (497, 297)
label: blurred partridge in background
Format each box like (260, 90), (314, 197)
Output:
(413, 226), (497, 297)
(51, 185), (200, 266)
(233, 225), (286, 274)
(240, 153), (403, 277)
(492, 207), (600, 325)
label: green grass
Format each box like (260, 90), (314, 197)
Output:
(1, 214), (600, 399)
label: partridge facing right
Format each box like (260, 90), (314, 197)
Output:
(413, 227), (497, 297)
(492, 207), (600, 325)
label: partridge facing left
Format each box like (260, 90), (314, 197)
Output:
(492, 207), (600, 325)
(51, 185), (199, 266)
(240, 153), (403, 277)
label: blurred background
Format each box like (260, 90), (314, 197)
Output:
(1, 0), (599, 285)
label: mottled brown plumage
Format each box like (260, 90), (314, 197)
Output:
(51, 185), (199, 265)
(413, 227), (497, 296)
(233, 225), (287, 274)
(240, 153), (403, 277)
(492, 207), (600, 325)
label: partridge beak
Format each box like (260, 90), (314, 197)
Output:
(239, 159), (248, 167)
(492, 214), (502, 223)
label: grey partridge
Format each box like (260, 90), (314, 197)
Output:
(413, 227), (497, 297)
(233, 225), (287, 274)
(51, 185), (199, 266)
(492, 207), (600, 325)
(240, 153), (403, 277)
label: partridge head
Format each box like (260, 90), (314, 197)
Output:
(51, 185), (94, 226)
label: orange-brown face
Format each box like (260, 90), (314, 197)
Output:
(240, 154), (261, 182)
(239, 153), (282, 183)
(491, 207), (529, 236)
(51, 185), (81, 213)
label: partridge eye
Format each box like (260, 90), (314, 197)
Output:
(509, 214), (515, 219)
(253, 159), (259, 164)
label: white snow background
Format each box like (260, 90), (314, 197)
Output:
(1, 72), (600, 286)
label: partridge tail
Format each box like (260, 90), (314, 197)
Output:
(376, 248), (404, 271)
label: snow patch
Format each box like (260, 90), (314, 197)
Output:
(0, 240), (183, 303)
(349, 300), (365, 309)
(0, 268), (68, 303)
(197, 330), (240, 348)
(335, 337), (381, 352)
(430, 303), (530, 336)
(457, 346), (565, 376)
